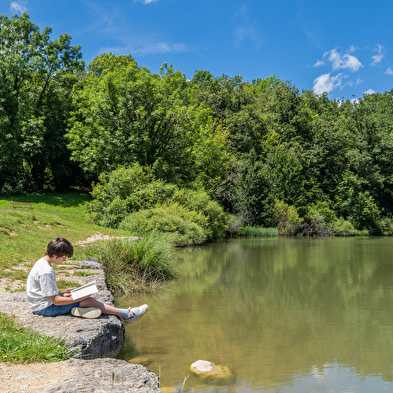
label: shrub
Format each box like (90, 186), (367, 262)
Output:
(87, 165), (228, 242)
(125, 180), (177, 212)
(235, 226), (279, 237)
(332, 217), (358, 236)
(88, 233), (179, 294)
(170, 188), (228, 239)
(298, 202), (336, 236)
(119, 203), (208, 246)
(271, 200), (302, 235)
(377, 216), (393, 235)
(350, 191), (381, 233)
(87, 164), (154, 223)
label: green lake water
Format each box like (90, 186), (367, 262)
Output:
(116, 237), (393, 392)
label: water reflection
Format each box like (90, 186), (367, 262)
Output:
(117, 237), (393, 392)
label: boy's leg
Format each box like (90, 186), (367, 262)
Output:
(33, 303), (81, 317)
(79, 297), (120, 315)
(79, 297), (148, 323)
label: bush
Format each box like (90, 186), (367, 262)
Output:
(88, 233), (179, 294)
(377, 216), (393, 235)
(235, 226), (279, 237)
(119, 203), (208, 246)
(125, 180), (177, 212)
(170, 188), (228, 239)
(271, 200), (302, 235)
(350, 191), (381, 233)
(332, 217), (358, 236)
(298, 202), (336, 236)
(87, 165), (228, 242)
(87, 164), (154, 224)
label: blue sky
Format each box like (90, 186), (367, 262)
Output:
(2, 0), (393, 101)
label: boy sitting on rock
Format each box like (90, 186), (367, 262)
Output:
(26, 236), (148, 323)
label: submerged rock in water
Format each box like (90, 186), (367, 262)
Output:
(190, 360), (235, 385)
(128, 356), (152, 367)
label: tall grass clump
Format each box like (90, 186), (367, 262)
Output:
(89, 232), (179, 294)
(0, 312), (73, 363)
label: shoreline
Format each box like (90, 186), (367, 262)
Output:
(0, 260), (162, 392)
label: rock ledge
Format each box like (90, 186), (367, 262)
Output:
(0, 260), (161, 392)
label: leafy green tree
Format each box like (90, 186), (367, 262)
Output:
(0, 12), (84, 192)
(234, 150), (273, 225)
(67, 57), (212, 184)
(341, 91), (393, 211)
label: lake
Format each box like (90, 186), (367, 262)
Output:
(116, 237), (393, 392)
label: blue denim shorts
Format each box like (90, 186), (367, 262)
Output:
(33, 302), (81, 317)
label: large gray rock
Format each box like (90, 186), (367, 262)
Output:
(0, 261), (124, 359)
(44, 358), (160, 392)
(0, 358), (161, 393)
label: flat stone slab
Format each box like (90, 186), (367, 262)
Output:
(190, 359), (235, 385)
(0, 260), (124, 359)
(0, 358), (161, 392)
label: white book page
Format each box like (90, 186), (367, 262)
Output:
(71, 281), (98, 300)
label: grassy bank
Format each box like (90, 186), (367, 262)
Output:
(0, 312), (73, 363)
(0, 191), (179, 364)
(0, 193), (129, 274)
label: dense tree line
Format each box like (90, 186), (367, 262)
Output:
(2, 13), (393, 236)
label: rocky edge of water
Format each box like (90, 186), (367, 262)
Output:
(0, 260), (161, 392)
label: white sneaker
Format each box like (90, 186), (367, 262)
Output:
(71, 307), (101, 319)
(122, 304), (148, 324)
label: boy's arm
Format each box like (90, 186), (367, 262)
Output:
(50, 293), (92, 306)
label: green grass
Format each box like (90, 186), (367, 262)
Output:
(0, 192), (132, 274)
(56, 280), (78, 292)
(0, 192), (180, 363)
(73, 270), (95, 277)
(88, 232), (179, 294)
(0, 312), (74, 363)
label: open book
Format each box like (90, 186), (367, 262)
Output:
(71, 281), (98, 300)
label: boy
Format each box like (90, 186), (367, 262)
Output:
(26, 236), (148, 323)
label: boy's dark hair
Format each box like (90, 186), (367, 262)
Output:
(46, 236), (74, 258)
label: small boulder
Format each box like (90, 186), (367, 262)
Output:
(128, 356), (152, 367)
(190, 360), (235, 385)
(160, 387), (176, 393)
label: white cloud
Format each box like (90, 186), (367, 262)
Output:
(364, 89), (376, 95)
(371, 54), (384, 66)
(385, 67), (393, 75)
(374, 44), (384, 53)
(101, 41), (189, 57)
(356, 78), (364, 85)
(233, 6), (262, 49)
(351, 98), (360, 104)
(348, 45), (357, 53)
(326, 48), (363, 72)
(371, 44), (384, 66)
(313, 59), (325, 67)
(10, 1), (27, 13)
(234, 25), (261, 48)
(340, 81), (353, 90)
(134, 0), (157, 4)
(313, 73), (344, 95)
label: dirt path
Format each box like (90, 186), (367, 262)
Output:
(0, 362), (72, 393)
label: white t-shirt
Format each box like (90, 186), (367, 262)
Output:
(26, 257), (59, 311)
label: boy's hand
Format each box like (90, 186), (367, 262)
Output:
(63, 290), (72, 298)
